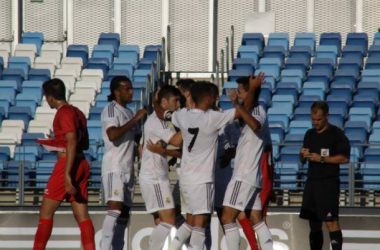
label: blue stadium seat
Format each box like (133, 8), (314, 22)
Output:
(0, 94), (11, 117)
(368, 133), (380, 149)
(288, 120), (312, 135)
(326, 94), (350, 112)
(368, 45), (380, 58)
(275, 162), (300, 188)
(98, 33), (120, 55)
(268, 108), (291, 129)
(270, 133), (281, 159)
(333, 69), (358, 86)
(259, 88), (272, 104)
(21, 133), (44, 146)
(67, 45), (89, 67)
(346, 33), (368, 55)
(361, 69), (380, 83)
(14, 146), (39, 162)
(101, 81), (111, 94)
(87, 58), (109, 77)
(21, 32), (43, 55)
(95, 94), (108, 108)
(269, 121), (285, 141)
(289, 46), (311, 62)
(21, 81), (43, 103)
(92, 45), (115, 65)
(371, 121), (380, 134)
(0, 147), (10, 162)
(232, 58), (256, 71)
(88, 107), (103, 121)
(259, 57), (281, 70)
(133, 69), (151, 83)
(28, 69), (50, 82)
(319, 33), (342, 55)
(5, 161), (32, 187)
(329, 115), (344, 128)
(293, 107), (311, 121)
(118, 45), (140, 66)
(143, 45), (162, 62)
(8, 106), (32, 128)
(272, 94), (295, 107)
(2, 68), (25, 90)
(242, 33), (265, 52)
(0, 80), (18, 102)
(311, 58), (335, 76)
(349, 107), (373, 128)
(363, 148), (380, 162)
(316, 45), (338, 64)
(97, 147), (106, 161)
(285, 57), (309, 74)
(344, 121), (368, 142)
(352, 95), (377, 114)
(0, 107), (5, 125)
(330, 81), (354, 98)
(83, 148), (95, 162)
(254, 68), (279, 84)
(303, 81), (326, 95)
(263, 46), (285, 64)
(0, 57), (3, 76)
(373, 32), (380, 45)
(275, 82), (298, 100)
(87, 120), (102, 144)
(342, 45), (365, 60)
(279, 146), (302, 162)
(107, 69), (130, 82)
(298, 95), (321, 108)
(338, 57), (362, 75)
(365, 57), (380, 70)
(237, 46), (260, 65)
(15, 93), (38, 117)
(36, 160), (54, 187)
(329, 107), (346, 120)
(41, 148), (57, 161)
(89, 161), (102, 187)
(218, 95), (234, 110)
(268, 33), (289, 55)
(306, 69), (331, 88)
(138, 58), (157, 70)
(284, 134), (304, 144)
(228, 69), (250, 82)
(112, 58), (135, 76)
(294, 33), (316, 55)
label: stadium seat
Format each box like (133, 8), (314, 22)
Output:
(74, 82), (98, 97)
(352, 95), (377, 114)
(285, 57), (309, 75)
(28, 120), (51, 135)
(365, 57), (380, 70)
(8, 106), (32, 128)
(22, 81), (43, 102)
(21, 133), (45, 146)
(368, 45), (380, 58)
(92, 45), (115, 65)
(338, 57), (362, 75)
(368, 133), (380, 149)
(298, 95), (321, 108)
(268, 108), (291, 130)
(268, 33), (289, 55)
(8, 57), (30, 77)
(242, 33), (265, 52)
(14, 146), (39, 162)
(14, 44), (37, 62)
(0, 107), (5, 125)
(284, 134), (304, 144)
(21, 32), (43, 55)
(294, 33), (316, 55)
(0, 147), (10, 162)
(218, 95), (234, 110)
(0, 44), (11, 68)
(118, 45), (140, 66)
(361, 69), (380, 83)
(233, 58), (256, 71)
(143, 45), (162, 63)
(302, 82), (326, 99)
(0, 133), (18, 158)
(89, 107), (103, 121)
(133, 69), (152, 83)
(276, 82), (298, 99)
(33, 57), (57, 76)
(106, 69), (130, 81)
(371, 121), (380, 134)
(87, 58), (109, 77)
(288, 120), (312, 135)
(342, 45), (365, 60)
(28, 69), (51, 82)
(346, 32), (368, 55)
(81, 69), (103, 92)
(61, 57), (83, 77)
(112, 58), (135, 76)
(98, 33), (120, 55)
(5, 161), (33, 187)
(306, 69), (330, 89)
(311, 58), (335, 76)
(348, 107), (373, 128)
(237, 46), (260, 65)
(289, 46), (312, 62)
(95, 94), (109, 108)
(333, 69), (358, 86)
(316, 45), (338, 64)
(67, 45), (89, 67)
(344, 121), (368, 142)
(40, 44), (62, 65)
(263, 46), (285, 64)
(35, 160), (54, 187)
(293, 107), (311, 121)
(319, 33), (342, 55)
(87, 120), (102, 144)
(279, 146), (302, 162)
(0, 80), (18, 102)
(34, 107), (57, 124)
(1, 120), (24, 144)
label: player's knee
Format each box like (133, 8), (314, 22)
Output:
(221, 212), (233, 225)
(249, 211), (262, 225)
(325, 220), (340, 232)
(309, 220), (323, 232)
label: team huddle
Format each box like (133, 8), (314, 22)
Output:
(100, 73), (275, 250)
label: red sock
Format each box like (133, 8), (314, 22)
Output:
(239, 218), (259, 250)
(33, 218), (53, 250)
(79, 219), (96, 250)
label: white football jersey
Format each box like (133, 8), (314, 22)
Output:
(101, 101), (137, 176)
(171, 108), (236, 185)
(232, 105), (269, 187)
(140, 112), (176, 182)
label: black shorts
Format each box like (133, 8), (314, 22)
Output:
(300, 177), (340, 221)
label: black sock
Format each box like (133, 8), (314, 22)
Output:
(329, 230), (343, 250)
(310, 231), (323, 250)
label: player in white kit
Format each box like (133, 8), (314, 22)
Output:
(221, 75), (274, 250)
(100, 76), (147, 250)
(155, 82), (247, 250)
(139, 85), (184, 250)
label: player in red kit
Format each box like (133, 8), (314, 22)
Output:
(33, 79), (95, 250)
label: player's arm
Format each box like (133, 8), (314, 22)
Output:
(64, 131), (77, 195)
(146, 140), (182, 158)
(168, 131), (182, 147)
(107, 109), (147, 142)
(243, 73), (265, 111)
(305, 153), (349, 164)
(231, 93), (262, 131)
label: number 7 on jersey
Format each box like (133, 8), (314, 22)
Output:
(187, 127), (199, 152)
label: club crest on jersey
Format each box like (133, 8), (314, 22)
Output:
(44, 189), (49, 195)
(166, 197), (171, 204)
(321, 149), (330, 157)
(114, 189), (119, 196)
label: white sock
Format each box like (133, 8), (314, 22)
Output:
(188, 227), (206, 250)
(111, 217), (129, 250)
(101, 210), (121, 250)
(149, 222), (173, 250)
(224, 223), (241, 250)
(254, 221), (273, 250)
(169, 222), (192, 250)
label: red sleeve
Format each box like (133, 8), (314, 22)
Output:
(57, 107), (78, 135)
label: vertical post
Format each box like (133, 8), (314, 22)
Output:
(215, 60), (220, 88)
(67, 0), (74, 45)
(161, 38), (166, 85)
(19, 160), (25, 205)
(156, 51), (161, 86)
(258, 0), (266, 12)
(12, 0), (20, 53)
(114, 0), (121, 34)
(226, 37), (229, 72)
(306, 0), (315, 32)
(356, 0), (363, 32)
(208, 0), (216, 72)
(220, 49), (225, 88)
(230, 26), (234, 64)
(348, 162), (355, 206)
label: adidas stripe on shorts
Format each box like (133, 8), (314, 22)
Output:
(140, 178), (175, 213)
(223, 179), (262, 211)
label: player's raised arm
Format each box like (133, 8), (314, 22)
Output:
(230, 91), (263, 131)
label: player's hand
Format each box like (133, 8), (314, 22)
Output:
(46, 134), (52, 138)
(64, 174), (77, 195)
(249, 72), (266, 90)
(305, 153), (322, 163)
(300, 148), (310, 158)
(135, 109), (148, 121)
(146, 139), (166, 155)
(227, 89), (239, 107)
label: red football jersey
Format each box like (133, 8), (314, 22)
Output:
(37, 104), (89, 152)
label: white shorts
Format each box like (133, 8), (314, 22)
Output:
(102, 171), (135, 206)
(181, 182), (214, 215)
(140, 178), (175, 213)
(223, 179), (262, 211)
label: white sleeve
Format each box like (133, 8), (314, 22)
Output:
(151, 123), (176, 144)
(101, 106), (120, 130)
(212, 109), (236, 130)
(171, 109), (185, 129)
(252, 108), (266, 131)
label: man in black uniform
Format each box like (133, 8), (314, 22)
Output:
(299, 101), (350, 250)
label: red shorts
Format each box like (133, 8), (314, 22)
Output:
(260, 151), (273, 216)
(44, 157), (90, 202)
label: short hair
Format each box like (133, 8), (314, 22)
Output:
(236, 76), (261, 100)
(190, 81), (213, 105)
(108, 76), (132, 102)
(311, 101), (329, 116)
(176, 79), (195, 92)
(42, 78), (66, 101)
(158, 85), (182, 104)
(209, 83), (219, 98)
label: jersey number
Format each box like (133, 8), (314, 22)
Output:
(187, 128), (199, 152)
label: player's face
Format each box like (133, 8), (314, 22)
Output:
(117, 81), (133, 104)
(311, 110), (329, 131)
(166, 95), (181, 111)
(237, 84), (248, 101)
(45, 95), (55, 109)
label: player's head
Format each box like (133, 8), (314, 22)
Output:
(208, 82), (219, 110)
(236, 76), (261, 101)
(176, 79), (195, 107)
(158, 85), (181, 111)
(42, 78), (67, 109)
(108, 76), (133, 104)
(311, 101), (329, 131)
(190, 81), (214, 109)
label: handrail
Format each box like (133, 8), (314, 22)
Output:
(215, 60), (220, 88)
(230, 25), (235, 63)
(220, 49), (225, 87)
(225, 37), (230, 72)
(151, 61), (156, 95)
(156, 50), (161, 85)
(146, 74), (151, 113)
(166, 25), (171, 73)
(210, 74), (215, 84)
(161, 37), (166, 85)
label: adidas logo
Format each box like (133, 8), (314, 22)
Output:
(327, 212), (332, 217)
(331, 240), (338, 244)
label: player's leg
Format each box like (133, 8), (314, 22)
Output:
(112, 205), (130, 250)
(238, 211), (259, 250)
(33, 198), (61, 250)
(325, 178), (342, 250)
(221, 206), (241, 249)
(309, 220), (323, 250)
(173, 179), (186, 228)
(71, 201), (95, 250)
(326, 220), (342, 250)
(188, 214), (210, 250)
(149, 209), (176, 250)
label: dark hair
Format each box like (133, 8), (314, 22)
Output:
(158, 85), (182, 105)
(209, 82), (219, 98)
(311, 101), (329, 116)
(236, 76), (261, 100)
(190, 81), (213, 105)
(176, 79), (195, 92)
(108, 76), (132, 102)
(42, 78), (66, 101)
